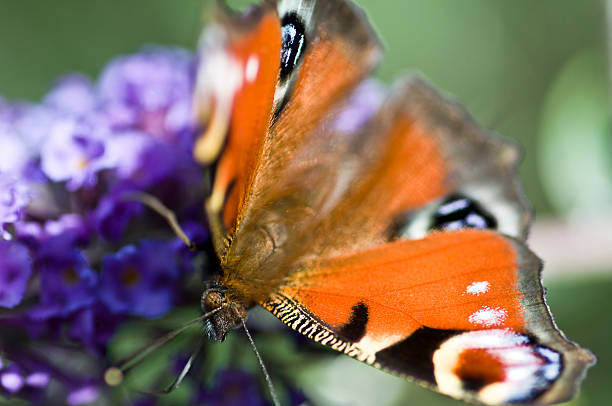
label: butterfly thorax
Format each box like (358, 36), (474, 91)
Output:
(201, 249), (291, 342)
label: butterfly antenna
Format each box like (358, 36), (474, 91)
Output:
(121, 191), (200, 250)
(104, 306), (224, 387)
(241, 318), (281, 406)
(150, 336), (207, 395)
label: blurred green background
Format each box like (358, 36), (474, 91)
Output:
(0, 1), (610, 405)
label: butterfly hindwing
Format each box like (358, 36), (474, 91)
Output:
(385, 78), (531, 242)
(301, 77), (532, 264)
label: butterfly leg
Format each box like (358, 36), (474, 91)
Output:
(157, 336), (206, 395)
(121, 191), (204, 251)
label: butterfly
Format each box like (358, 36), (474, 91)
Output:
(190, 0), (595, 404)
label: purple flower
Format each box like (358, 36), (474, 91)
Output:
(0, 173), (30, 239)
(14, 214), (90, 249)
(104, 132), (154, 179)
(122, 139), (186, 187)
(68, 304), (124, 353)
(198, 369), (267, 406)
(4, 103), (59, 156)
(0, 133), (31, 176)
(106, 132), (200, 191)
(99, 241), (181, 318)
(44, 214), (90, 245)
(93, 184), (143, 241)
(131, 395), (159, 406)
(289, 388), (308, 406)
(0, 359), (51, 401)
(30, 236), (97, 319)
(44, 74), (97, 116)
(14, 221), (44, 249)
(0, 365), (24, 394)
(25, 372), (51, 388)
(172, 221), (209, 274)
(0, 45), (271, 406)
(66, 385), (99, 405)
(98, 48), (194, 139)
(104, 132), (177, 186)
(40, 117), (114, 190)
(0, 176), (30, 224)
(0, 240), (32, 308)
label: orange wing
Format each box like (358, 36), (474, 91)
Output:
(220, 77), (532, 286)
(262, 230), (595, 405)
(193, 0), (381, 259)
(193, 2), (594, 405)
(193, 2), (282, 252)
(301, 77), (531, 261)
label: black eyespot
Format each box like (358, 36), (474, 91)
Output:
(280, 12), (307, 82)
(430, 194), (497, 232)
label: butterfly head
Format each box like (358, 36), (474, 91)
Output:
(201, 283), (247, 342)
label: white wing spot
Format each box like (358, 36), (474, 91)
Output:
(245, 55), (260, 83)
(468, 306), (507, 327)
(465, 281), (491, 296)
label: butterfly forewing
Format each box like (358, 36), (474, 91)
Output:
(193, 1), (281, 256)
(194, 0), (381, 263)
(224, 0), (383, 273)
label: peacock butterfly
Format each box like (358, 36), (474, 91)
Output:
(190, 0), (595, 404)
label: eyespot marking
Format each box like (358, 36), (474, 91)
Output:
(431, 194), (498, 232)
(391, 192), (502, 241)
(454, 348), (505, 391)
(433, 330), (564, 404)
(279, 12), (307, 82)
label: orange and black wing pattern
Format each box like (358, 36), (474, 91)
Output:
(256, 74), (594, 404)
(193, 0), (381, 261)
(193, 0), (595, 405)
(193, 1), (282, 253)
(263, 230), (594, 404)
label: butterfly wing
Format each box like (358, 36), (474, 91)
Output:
(262, 230), (594, 405)
(289, 77), (532, 263)
(194, 0), (381, 259)
(242, 73), (594, 403)
(259, 66), (592, 405)
(193, 1), (282, 253)
(216, 72), (534, 294)
(194, 1), (594, 404)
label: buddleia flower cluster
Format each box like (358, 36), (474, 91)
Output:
(0, 38), (388, 404)
(0, 47), (284, 405)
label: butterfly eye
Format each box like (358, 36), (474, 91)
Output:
(203, 290), (225, 311)
(430, 194), (497, 232)
(280, 12), (307, 82)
